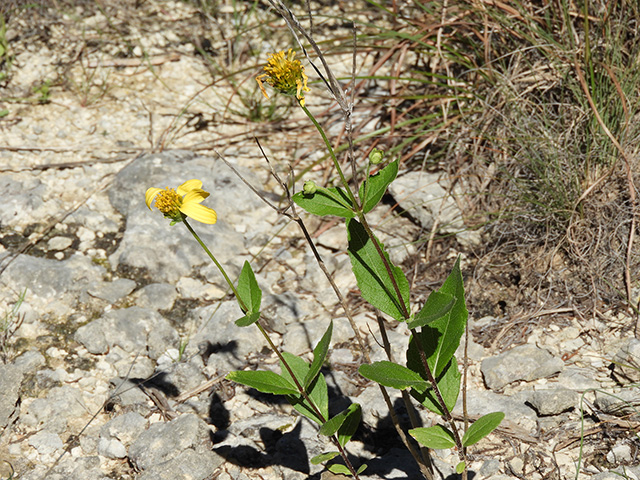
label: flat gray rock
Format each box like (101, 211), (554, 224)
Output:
(388, 171), (464, 233)
(527, 388), (578, 416)
(455, 389), (538, 436)
(88, 278), (137, 304)
(75, 306), (179, 359)
(481, 344), (564, 390)
(99, 412), (148, 459)
(132, 283), (178, 310)
(0, 364), (24, 430)
(128, 413), (215, 472)
(0, 175), (46, 231)
(0, 253), (105, 315)
(137, 448), (224, 480)
(21, 385), (87, 434)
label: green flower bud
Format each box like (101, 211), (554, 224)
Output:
(369, 148), (385, 165)
(303, 180), (318, 195)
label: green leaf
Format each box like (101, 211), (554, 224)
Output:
(359, 361), (428, 392)
(410, 425), (456, 449)
(337, 403), (361, 447)
(235, 311), (261, 327)
(406, 257), (467, 377)
(430, 256), (468, 374)
(236, 261), (262, 314)
(456, 462), (466, 473)
(281, 353), (329, 424)
(293, 187), (355, 218)
(347, 219), (410, 321)
(305, 321), (332, 388)
(462, 412), (504, 447)
(311, 451), (339, 465)
(319, 403), (361, 448)
(409, 356), (460, 415)
(226, 370), (297, 395)
(328, 464), (351, 475)
(407, 291), (455, 329)
(359, 160), (398, 213)
(326, 462), (367, 475)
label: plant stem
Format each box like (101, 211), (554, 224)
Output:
(183, 218), (361, 479)
(300, 102), (360, 211)
(182, 218), (247, 312)
(357, 214), (411, 319)
(411, 328), (466, 468)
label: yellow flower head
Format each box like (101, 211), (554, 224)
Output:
(145, 179), (217, 225)
(256, 49), (310, 106)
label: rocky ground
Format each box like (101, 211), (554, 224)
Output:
(1, 1), (640, 480)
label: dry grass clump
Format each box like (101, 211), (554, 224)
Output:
(334, 0), (640, 321)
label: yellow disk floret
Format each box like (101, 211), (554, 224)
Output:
(256, 49), (310, 106)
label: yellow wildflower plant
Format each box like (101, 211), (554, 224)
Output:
(256, 49), (310, 106)
(145, 179), (217, 225)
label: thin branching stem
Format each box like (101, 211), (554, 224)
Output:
(183, 219), (361, 479)
(411, 327), (466, 466)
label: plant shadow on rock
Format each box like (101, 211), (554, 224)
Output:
(199, 339), (240, 364)
(211, 383), (314, 475)
(210, 366), (444, 479)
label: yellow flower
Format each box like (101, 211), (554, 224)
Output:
(256, 49), (310, 106)
(145, 179), (217, 224)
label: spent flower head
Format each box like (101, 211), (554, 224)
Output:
(256, 49), (310, 106)
(145, 179), (217, 225)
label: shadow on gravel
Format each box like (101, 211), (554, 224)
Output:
(209, 367), (461, 479)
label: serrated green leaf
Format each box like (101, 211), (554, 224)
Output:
(359, 160), (398, 213)
(409, 425), (456, 449)
(311, 451), (339, 465)
(234, 311), (261, 327)
(293, 187), (355, 218)
(359, 361), (428, 392)
(281, 353), (329, 424)
(305, 321), (333, 388)
(409, 357), (460, 415)
(407, 291), (455, 329)
(236, 261), (261, 314)
(226, 370), (297, 395)
(462, 412), (504, 447)
(347, 219), (410, 321)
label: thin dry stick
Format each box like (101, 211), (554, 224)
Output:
(573, 56), (638, 335)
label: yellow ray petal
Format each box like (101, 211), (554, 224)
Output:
(145, 187), (163, 209)
(180, 203), (217, 224)
(183, 189), (209, 205)
(177, 179), (203, 195)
